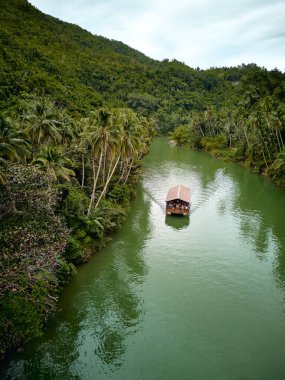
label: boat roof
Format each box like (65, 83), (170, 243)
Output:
(166, 185), (191, 203)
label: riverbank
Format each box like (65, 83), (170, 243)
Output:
(168, 127), (285, 189)
(0, 163), (141, 360)
(0, 104), (154, 359)
(195, 142), (285, 189)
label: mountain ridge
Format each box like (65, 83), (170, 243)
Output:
(0, 0), (284, 132)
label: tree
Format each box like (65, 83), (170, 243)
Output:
(93, 110), (123, 209)
(0, 114), (30, 184)
(0, 114), (29, 162)
(82, 108), (120, 216)
(32, 145), (75, 183)
(117, 108), (142, 184)
(269, 148), (285, 186)
(18, 98), (62, 156)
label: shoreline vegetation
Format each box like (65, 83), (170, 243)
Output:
(0, 0), (284, 359)
(168, 99), (285, 188)
(0, 102), (155, 358)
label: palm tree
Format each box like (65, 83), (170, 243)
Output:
(258, 96), (284, 153)
(248, 110), (270, 169)
(116, 108), (141, 184)
(32, 145), (75, 183)
(93, 110), (123, 209)
(269, 148), (285, 185)
(18, 98), (62, 155)
(0, 157), (7, 185)
(0, 114), (30, 183)
(203, 107), (218, 136)
(82, 108), (118, 216)
(83, 107), (153, 213)
(269, 104), (285, 152)
(219, 108), (234, 147)
(237, 109), (251, 151)
(0, 114), (30, 161)
(57, 109), (76, 146)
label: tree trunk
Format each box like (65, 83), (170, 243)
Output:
(95, 154), (121, 209)
(275, 129), (282, 152)
(87, 148), (103, 217)
(81, 154), (85, 187)
(117, 160), (127, 184)
(198, 124), (205, 137)
(228, 132), (232, 148)
(261, 145), (269, 169)
(242, 123), (250, 150)
(124, 157), (134, 184)
(278, 129), (284, 149)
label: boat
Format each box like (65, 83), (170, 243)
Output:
(165, 185), (191, 216)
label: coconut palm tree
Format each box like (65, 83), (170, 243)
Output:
(0, 114), (30, 183)
(0, 158), (7, 185)
(18, 98), (62, 155)
(269, 104), (285, 152)
(32, 145), (75, 183)
(82, 108), (118, 216)
(248, 110), (270, 169)
(115, 108), (141, 183)
(57, 109), (76, 146)
(0, 114), (30, 161)
(269, 148), (285, 186)
(93, 110), (123, 209)
(257, 97), (282, 153)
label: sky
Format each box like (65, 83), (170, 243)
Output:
(29, 0), (285, 71)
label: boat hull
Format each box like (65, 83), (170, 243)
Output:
(166, 208), (190, 216)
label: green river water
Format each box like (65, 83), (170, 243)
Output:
(2, 137), (285, 380)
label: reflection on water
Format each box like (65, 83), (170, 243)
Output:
(2, 137), (285, 380)
(225, 164), (285, 289)
(2, 186), (151, 379)
(165, 215), (190, 230)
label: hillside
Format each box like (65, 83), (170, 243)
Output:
(1, 0), (284, 133)
(0, 0), (285, 359)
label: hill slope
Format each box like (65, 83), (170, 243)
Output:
(0, 0), (285, 359)
(1, 0), (284, 133)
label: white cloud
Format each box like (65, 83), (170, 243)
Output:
(29, 0), (285, 70)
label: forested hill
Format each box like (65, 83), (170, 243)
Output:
(0, 0), (285, 359)
(1, 0), (284, 133)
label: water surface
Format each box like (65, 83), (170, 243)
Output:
(2, 138), (285, 380)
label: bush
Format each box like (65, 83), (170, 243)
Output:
(168, 125), (191, 146)
(200, 134), (227, 152)
(0, 164), (69, 354)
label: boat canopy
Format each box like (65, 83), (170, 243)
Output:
(166, 185), (191, 203)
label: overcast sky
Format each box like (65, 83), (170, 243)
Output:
(29, 0), (285, 71)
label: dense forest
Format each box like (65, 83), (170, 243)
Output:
(0, 0), (284, 357)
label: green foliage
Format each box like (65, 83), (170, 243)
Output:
(0, 164), (69, 354)
(0, 113), (30, 183)
(170, 90), (285, 184)
(108, 183), (131, 208)
(58, 183), (89, 219)
(1, 0), (285, 359)
(169, 125), (191, 146)
(55, 257), (76, 285)
(32, 145), (75, 182)
(3, 0), (284, 136)
(201, 135), (227, 154)
(56, 181), (130, 264)
(269, 149), (285, 186)
(1, 289), (46, 352)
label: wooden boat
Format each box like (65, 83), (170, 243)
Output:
(166, 185), (191, 216)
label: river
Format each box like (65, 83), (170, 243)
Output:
(2, 137), (285, 380)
